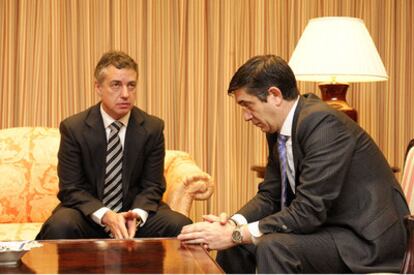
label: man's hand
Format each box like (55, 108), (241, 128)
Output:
(102, 210), (141, 239)
(177, 219), (236, 251)
(124, 210), (141, 238)
(203, 212), (229, 225)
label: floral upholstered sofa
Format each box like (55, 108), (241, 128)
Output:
(0, 127), (213, 241)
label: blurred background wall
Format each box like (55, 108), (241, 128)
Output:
(1, 0), (413, 221)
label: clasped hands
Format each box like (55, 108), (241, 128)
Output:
(177, 213), (238, 251)
(102, 210), (141, 239)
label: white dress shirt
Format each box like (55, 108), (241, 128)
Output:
(90, 104), (149, 227)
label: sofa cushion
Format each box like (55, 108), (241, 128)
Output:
(0, 222), (43, 241)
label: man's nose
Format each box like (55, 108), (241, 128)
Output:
(243, 110), (252, 121)
(120, 86), (129, 98)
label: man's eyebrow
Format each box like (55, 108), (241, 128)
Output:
(237, 100), (250, 106)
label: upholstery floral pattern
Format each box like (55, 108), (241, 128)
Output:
(0, 127), (213, 240)
(0, 127), (60, 224)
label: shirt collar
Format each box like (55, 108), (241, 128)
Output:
(280, 97), (299, 137)
(100, 104), (130, 129)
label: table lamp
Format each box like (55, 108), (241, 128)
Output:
(288, 17), (388, 122)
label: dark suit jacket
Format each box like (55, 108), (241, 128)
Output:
(56, 103), (165, 217)
(238, 94), (409, 273)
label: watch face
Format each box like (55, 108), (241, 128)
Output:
(232, 229), (243, 243)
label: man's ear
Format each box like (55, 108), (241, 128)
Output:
(268, 86), (283, 105)
(95, 80), (102, 97)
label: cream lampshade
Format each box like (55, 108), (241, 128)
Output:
(288, 16), (388, 122)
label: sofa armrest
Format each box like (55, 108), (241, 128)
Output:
(163, 150), (214, 216)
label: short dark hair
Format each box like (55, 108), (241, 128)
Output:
(94, 51), (138, 83)
(228, 55), (299, 101)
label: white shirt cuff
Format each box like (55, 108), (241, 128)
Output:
(231, 214), (263, 245)
(91, 207), (149, 228)
(91, 207), (111, 226)
(231, 214), (263, 237)
(231, 214), (248, 225)
(247, 221), (263, 238)
(132, 208), (149, 227)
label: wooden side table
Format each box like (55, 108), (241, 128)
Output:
(251, 165), (266, 178)
(252, 165), (399, 179)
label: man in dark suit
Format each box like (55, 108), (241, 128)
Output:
(178, 55), (409, 273)
(37, 51), (191, 240)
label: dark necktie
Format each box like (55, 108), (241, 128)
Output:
(277, 134), (289, 209)
(102, 121), (123, 212)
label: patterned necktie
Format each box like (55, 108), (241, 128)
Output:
(103, 121), (123, 212)
(277, 134), (289, 209)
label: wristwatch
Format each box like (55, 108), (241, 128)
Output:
(231, 225), (244, 244)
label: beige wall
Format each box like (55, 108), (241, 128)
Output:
(1, 0), (413, 221)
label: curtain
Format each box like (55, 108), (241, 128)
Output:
(1, 0), (413, 220)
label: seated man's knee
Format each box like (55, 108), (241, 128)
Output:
(256, 234), (289, 253)
(163, 212), (192, 236)
(255, 234), (302, 273)
(37, 207), (85, 239)
(216, 245), (257, 274)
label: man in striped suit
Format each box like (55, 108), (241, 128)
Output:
(37, 51), (191, 240)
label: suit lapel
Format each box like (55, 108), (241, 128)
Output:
(123, 107), (146, 197)
(268, 133), (279, 166)
(84, 104), (107, 199)
(291, 94), (322, 183)
(291, 96), (305, 184)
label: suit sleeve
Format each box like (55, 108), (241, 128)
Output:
(57, 121), (104, 216)
(259, 112), (356, 234)
(237, 133), (282, 221)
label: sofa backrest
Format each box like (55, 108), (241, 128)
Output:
(0, 127), (60, 223)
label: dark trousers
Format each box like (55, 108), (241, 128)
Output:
(36, 202), (191, 240)
(216, 229), (350, 274)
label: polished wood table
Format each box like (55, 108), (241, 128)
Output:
(0, 238), (223, 274)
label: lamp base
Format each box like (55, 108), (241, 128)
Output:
(319, 83), (358, 122)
